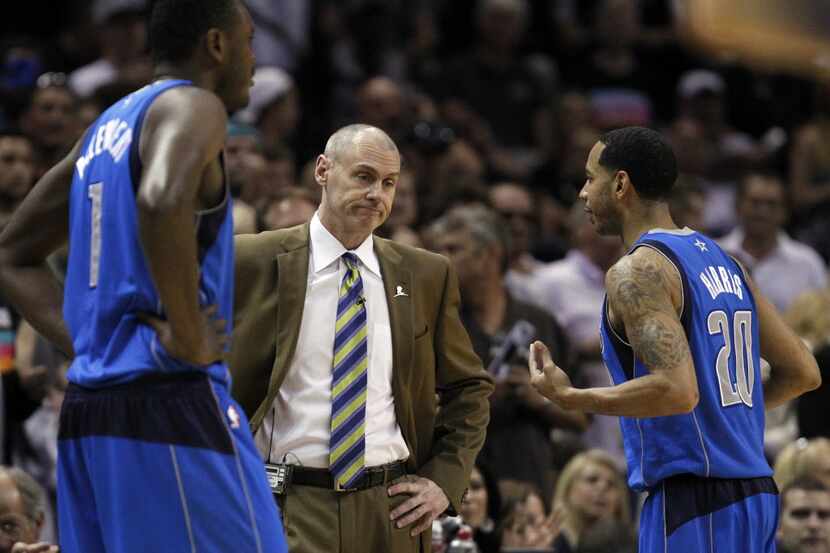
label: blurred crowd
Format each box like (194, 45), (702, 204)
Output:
(2, 0), (830, 552)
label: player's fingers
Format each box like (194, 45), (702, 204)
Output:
(531, 341), (550, 372)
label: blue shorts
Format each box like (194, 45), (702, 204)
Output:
(639, 474), (779, 553)
(56, 373), (288, 553)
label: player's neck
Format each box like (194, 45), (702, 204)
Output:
(152, 64), (209, 89)
(620, 204), (677, 249)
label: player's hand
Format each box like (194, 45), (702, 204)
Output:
(136, 304), (228, 366)
(529, 341), (573, 404)
(388, 475), (450, 536)
(11, 542), (59, 552)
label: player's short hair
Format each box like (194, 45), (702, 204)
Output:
(781, 477), (829, 508)
(0, 467), (46, 525)
(148, 0), (240, 64)
(598, 126), (678, 201)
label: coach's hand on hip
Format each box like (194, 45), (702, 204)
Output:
(388, 475), (450, 536)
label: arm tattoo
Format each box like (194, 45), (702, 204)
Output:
(607, 252), (692, 372)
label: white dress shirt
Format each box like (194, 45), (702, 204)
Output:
(256, 213), (409, 467)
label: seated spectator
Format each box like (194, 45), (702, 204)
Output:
(0, 466), (56, 553)
(377, 168), (421, 247)
(234, 66), (300, 156)
(18, 73), (78, 178)
(0, 130), (35, 232)
(785, 290), (830, 440)
(459, 463), (503, 553)
(439, 0), (554, 181)
(499, 480), (560, 551)
(719, 171), (827, 314)
(225, 122), (267, 209)
(775, 438), (830, 490)
(489, 182), (552, 303)
(575, 518), (636, 553)
(777, 477), (830, 553)
(552, 449), (631, 553)
(427, 206), (585, 506)
(789, 82), (830, 263)
(68, 0), (150, 99)
(668, 175), (706, 232)
(260, 188), (318, 231)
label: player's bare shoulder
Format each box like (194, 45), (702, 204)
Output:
(605, 246), (681, 324)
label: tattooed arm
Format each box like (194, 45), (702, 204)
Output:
(530, 247), (699, 417)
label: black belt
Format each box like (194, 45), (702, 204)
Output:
(267, 460), (407, 494)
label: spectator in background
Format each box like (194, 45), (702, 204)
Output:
(439, 0), (554, 181)
(459, 463), (502, 553)
(668, 175), (706, 232)
(427, 205), (585, 507)
(499, 480), (560, 551)
(775, 438), (830, 491)
(225, 121), (267, 209)
(552, 449), (631, 553)
(789, 82), (830, 263)
(719, 172), (827, 314)
(489, 182), (547, 303)
(18, 73), (77, 178)
(777, 477), (830, 553)
(530, 204), (623, 460)
(260, 187), (317, 231)
(674, 69), (766, 236)
(355, 76), (407, 145)
(234, 66), (300, 156)
(68, 0), (150, 99)
(0, 130), (35, 231)
(575, 518), (636, 553)
(785, 290), (830, 440)
(378, 168), (421, 247)
(0, 466), (56, 553)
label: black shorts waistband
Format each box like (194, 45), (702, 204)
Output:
(60, 371), (235, 454)
(663, 473), (778, 536)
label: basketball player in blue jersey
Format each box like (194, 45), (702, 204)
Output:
(0, 1), (288, 552)
(529, 126), (821, 552)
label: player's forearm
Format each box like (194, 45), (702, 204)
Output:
(560, 373), (698, 417)
(137, 202), (204, 352)
(0, 264), (73, 357)
(763, 360), (821, 410)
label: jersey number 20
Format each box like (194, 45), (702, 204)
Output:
(708, 310), (755, 407)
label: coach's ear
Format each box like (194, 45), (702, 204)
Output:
(314, 154), (331, 189)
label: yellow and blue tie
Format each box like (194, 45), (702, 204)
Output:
(329, 253), (368, 490)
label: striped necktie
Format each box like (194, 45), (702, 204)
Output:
(329, 252), (368, 490)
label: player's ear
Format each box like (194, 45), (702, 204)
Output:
(204, 27), (228, 65)
(614, 170), (631, 199)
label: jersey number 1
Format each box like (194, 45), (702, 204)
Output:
(89, 182), (103, 288)
(708, 310), (755, 407)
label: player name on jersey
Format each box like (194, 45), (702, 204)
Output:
(75, 118), (133, 178)
(699, 265), (744, 301)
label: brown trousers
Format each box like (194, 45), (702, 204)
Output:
(275, 476), (427, 553)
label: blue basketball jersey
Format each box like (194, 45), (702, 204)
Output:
(64, 79), (234, 388)
(600, 228), (772, 491)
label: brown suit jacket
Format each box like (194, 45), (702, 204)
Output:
(228, 223), (493, 511)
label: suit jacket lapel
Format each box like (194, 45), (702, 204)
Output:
(375, 239), (413, 422)
(252, 224), (310, 430)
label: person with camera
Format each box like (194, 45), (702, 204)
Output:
(426, 205), (587, 507)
